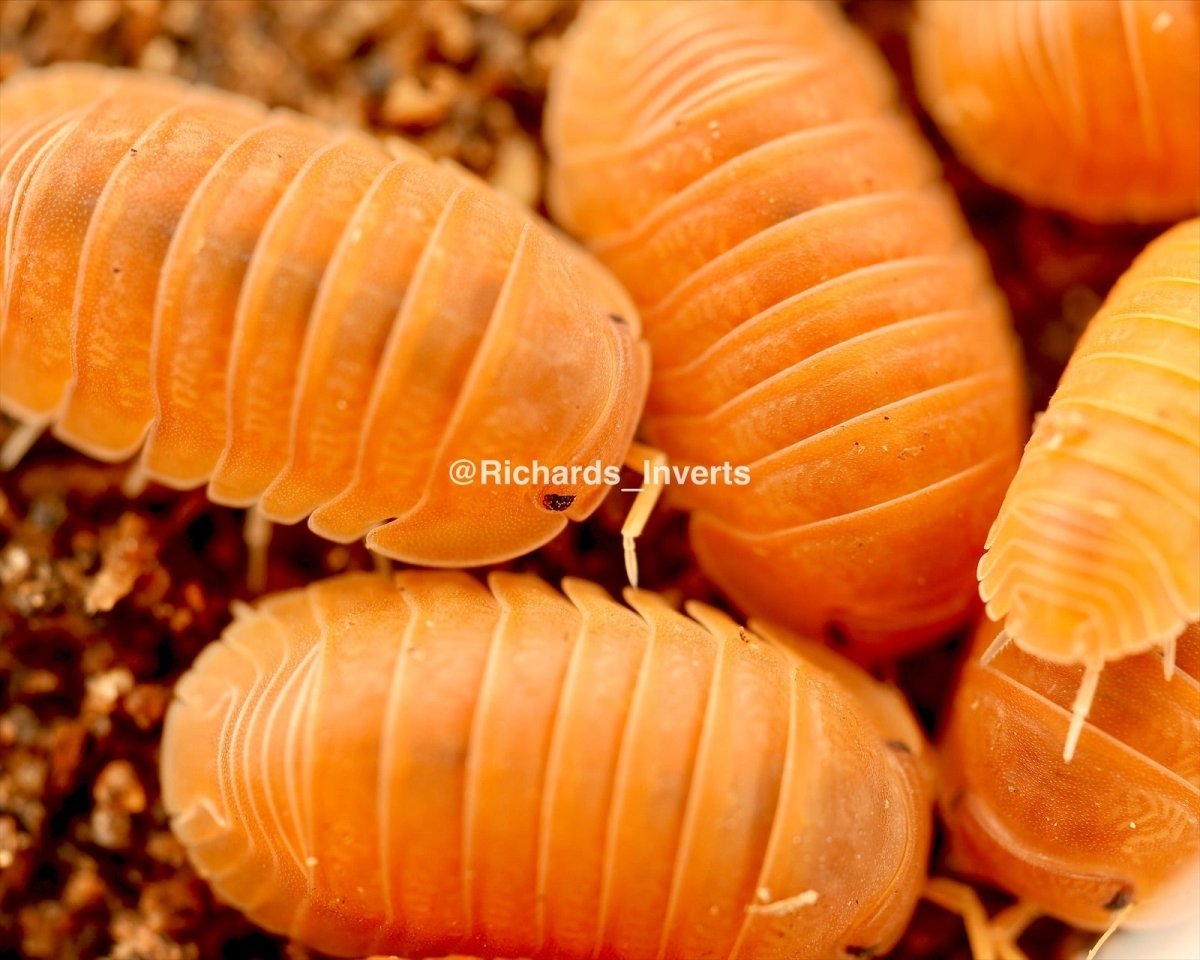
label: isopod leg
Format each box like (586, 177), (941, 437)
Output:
(370, 551), (393, 577)
(244, 506), (272, 595)
(990, 900), (1039, 960)
(922, 877), (1036, 960)
(0, 418), (44, 469)
(1063, 660), (1102, 762)
(620, 441), (667, 588)
(923, 878), (995, 960)
(122, 459), (149, 498)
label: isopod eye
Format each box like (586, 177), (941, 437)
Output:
(541, 493), (576, 512)
(607, 313), (627, 326)
(823, 621), (851, 648)
(1104, 887), (1134, 912)
(885, 739), (913, 755)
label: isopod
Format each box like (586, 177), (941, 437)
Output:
(161, 570), (934, 960)
(978, 218), (1200, 759)
(934, 617), (1199, 955)
(0, 64), (649, 571)
(912, 0), (1200, 223)
(544, 0), (1026, 658)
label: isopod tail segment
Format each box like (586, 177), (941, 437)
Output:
(976, 218), (1200, 762)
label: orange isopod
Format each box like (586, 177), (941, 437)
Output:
(912, 0), (1200, 223)
(978, 218), (1200, 758)
(937, 617), (1200, 950)
(0, 64), (648, 569)
(161, 570), (934, 960)
(544, 0), (1026, 658)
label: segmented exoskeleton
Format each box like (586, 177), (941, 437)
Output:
(979, 218), (1200, 758)
(545, 0), (1026, 658)
(0, 64), (648, 568)
(912, 0), (1200, 222)
(162, 570), (934, 960)
(939, 618), (1199, 942)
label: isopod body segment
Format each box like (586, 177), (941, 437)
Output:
(544, 0), (1027, 659)
(0, 64), (648, 568)
(912, 0), (1200, 222)
(161, 570), (934, 960)
(939, 618), (1200, 931)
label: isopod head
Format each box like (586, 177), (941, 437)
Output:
(940, 618), (1200, 931)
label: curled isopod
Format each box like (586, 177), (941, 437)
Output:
(911, 0), (1200, 222)
(0, 63), (648, 569)
(978, 218), (1200, 759)
(161, 570), (934, 960)
(935, 617), (1200, 953)
(544, 0), (1026, 658)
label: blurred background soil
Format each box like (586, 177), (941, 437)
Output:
(0, 2), (1163, 958)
